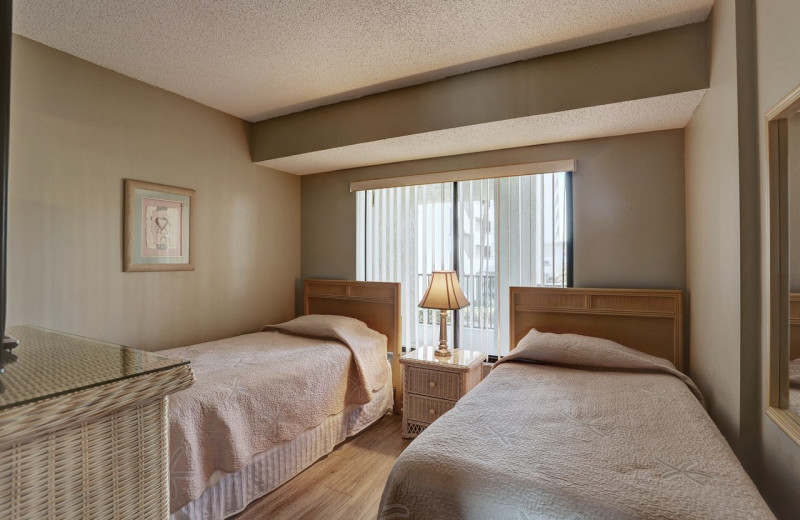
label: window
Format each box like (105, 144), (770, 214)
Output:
(356, 171), (572, 358)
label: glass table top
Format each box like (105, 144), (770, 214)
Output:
(401, 346), (487, 367)
(0, 325), (188, 411)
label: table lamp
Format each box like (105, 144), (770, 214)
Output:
(419, 270), (470, 357)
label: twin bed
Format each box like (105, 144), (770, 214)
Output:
(379, 287), (775, 519)
(164, 282), (774, 520)
(165, 280), (401, 520)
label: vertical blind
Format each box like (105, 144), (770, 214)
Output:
(357, 171), (570, 357)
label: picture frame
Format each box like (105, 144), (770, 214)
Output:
(123, 179), (195, 272)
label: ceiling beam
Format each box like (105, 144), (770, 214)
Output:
(251, 22), (708, 166)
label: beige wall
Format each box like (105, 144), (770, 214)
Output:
(301, 130), (686, 313)
(8, 36), (301, 351)
(252, 23), (708, 162)
(756, 0), (800, 517)
(684, 0), (744, 448)
(686, 0), (800, 516)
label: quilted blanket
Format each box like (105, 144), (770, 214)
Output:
(262, 314), (389, 400)
(379, 330), (774, 519)
(789, 358), (800, 415)
(166, 315), (388, 512)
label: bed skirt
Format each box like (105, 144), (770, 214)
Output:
(171, 374), (393, 520)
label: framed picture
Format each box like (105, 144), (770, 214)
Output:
(123, 180), (195, 272)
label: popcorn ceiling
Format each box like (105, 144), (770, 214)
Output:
(13, 1), (712, 122)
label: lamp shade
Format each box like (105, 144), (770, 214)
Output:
(418, 271), (470, 310)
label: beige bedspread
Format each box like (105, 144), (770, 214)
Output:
(166, 315), (388, 513)
(262, 314), (389, 399)
(379, 330), (774, 519)
(789, 358), (800, 415)
(790, 358), (800, 388)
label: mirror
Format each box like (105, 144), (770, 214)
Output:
(768, 84), (800, 443)
(790, 110), (800, 416)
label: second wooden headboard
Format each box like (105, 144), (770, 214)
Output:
(789, 293), (800, 360)
(510, 287), (685, 372)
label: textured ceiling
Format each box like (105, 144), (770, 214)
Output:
(256, 90), (707, 175)
(14, 0), (713, 122)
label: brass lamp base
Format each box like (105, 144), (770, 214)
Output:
(435, 309), (452, 357)
(434, 346), (452, 358)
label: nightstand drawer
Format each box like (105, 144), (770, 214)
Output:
(407, 367), (461, 400)
(405, 394), (455, 423)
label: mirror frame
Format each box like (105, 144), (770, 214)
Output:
(767, 83), (800, 445)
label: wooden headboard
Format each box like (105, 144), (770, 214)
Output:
(790, 293), (800, 360)
(510, 287), (685, 372)
(304, 279), (402, 411)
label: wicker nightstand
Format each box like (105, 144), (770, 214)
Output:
(400, 346), (486, 438)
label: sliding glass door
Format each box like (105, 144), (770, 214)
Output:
(357, 171), (571, 357)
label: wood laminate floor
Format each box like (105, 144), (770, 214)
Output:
(233, 413), (410, 520)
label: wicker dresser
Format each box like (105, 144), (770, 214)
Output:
(0, 326), (194, 520)
(400, 346), (486, 438)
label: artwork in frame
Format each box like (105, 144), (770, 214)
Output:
(124, 180), (195, 272)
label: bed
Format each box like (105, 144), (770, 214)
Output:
(379, 287), (775, 520)
(789, 294), (800, 415)
(166, 279), (402, 520)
